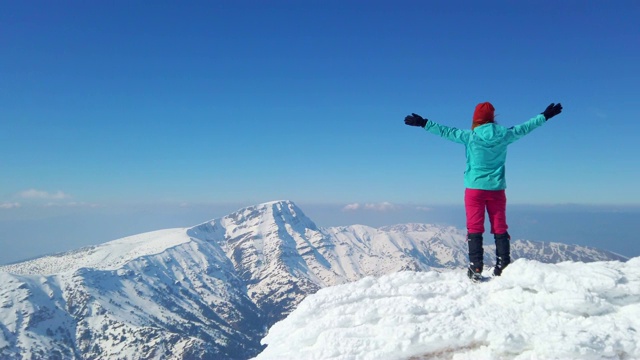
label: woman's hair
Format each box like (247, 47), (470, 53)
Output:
(472, 118), (497, 130)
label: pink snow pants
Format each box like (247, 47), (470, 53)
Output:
(464, 188), (508, 234)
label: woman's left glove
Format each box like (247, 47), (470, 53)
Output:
(404, 113), (428, 127)
(542, 103), (563, 120)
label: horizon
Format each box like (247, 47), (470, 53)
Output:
(1, 199), (638, 265)
(1, 1), (639, 265)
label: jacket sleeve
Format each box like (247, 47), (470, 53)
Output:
(505, 114), (547, 144)
(423, 121), (471, 144)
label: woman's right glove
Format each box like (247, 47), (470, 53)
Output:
(542, 103), (563, 120)
(404, 113), (428, 127)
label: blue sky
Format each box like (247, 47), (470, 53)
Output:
(1, 1), (639, 264)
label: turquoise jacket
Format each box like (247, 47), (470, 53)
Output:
(424, 114), (546, 190)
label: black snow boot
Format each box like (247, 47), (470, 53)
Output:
(467, 233), (484, 281)
(467, 266), (483, 282)
(493, 232), (511, 276)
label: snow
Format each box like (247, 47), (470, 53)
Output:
(255, 257), (640, 360)
(0, 228), (190, 275)
(0, 200), (633, 359)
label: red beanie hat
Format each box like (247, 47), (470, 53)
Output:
(472, 102), (495, 129)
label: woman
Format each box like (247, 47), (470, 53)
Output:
(404, 102), (562, 281)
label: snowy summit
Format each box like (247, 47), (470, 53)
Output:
(255, 257), (640, 360)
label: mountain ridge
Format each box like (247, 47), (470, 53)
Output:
(0, 200), (628, 359)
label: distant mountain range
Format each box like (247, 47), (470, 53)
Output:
(0, 200), (627, 359)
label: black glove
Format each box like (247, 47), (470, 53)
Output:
(404, 113), (428, 127)
(542, 103), (563, 120)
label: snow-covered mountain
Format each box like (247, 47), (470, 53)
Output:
(0, 228), (263, 359)
(0, 200), (628, 359)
